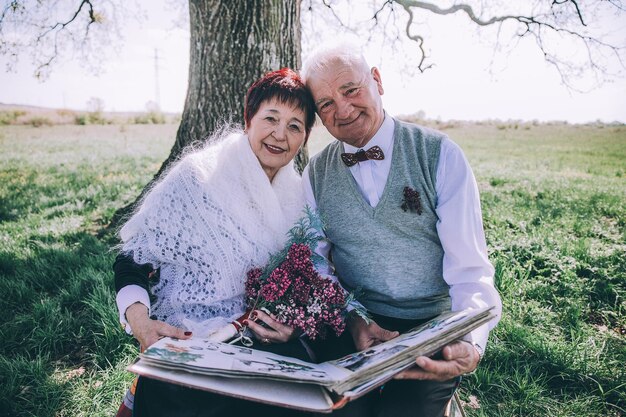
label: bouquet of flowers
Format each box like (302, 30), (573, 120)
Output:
(245, 207), (360, 340)
(206, 208), (362, 344)
(245, 243), (346, 340)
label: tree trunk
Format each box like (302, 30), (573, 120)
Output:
(108, 0), (304, 230)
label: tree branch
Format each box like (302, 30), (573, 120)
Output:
(390, 0), (625, 89)
(320, 0), (350, 28)
(552, 0), (586, 26)
(37, 0), (96, 43)
(393, 1), (524, 26)
(399, 4), (431, 72)
(0, 0), (132, 79)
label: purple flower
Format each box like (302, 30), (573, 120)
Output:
(244, 242), (350, 340)
(401, 186), (423, 215)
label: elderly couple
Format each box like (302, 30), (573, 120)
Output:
(114, 44), (502, 417)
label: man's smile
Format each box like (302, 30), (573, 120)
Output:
(338, 112), (363, 127)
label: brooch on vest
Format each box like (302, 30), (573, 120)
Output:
(401, 186), (423, 215)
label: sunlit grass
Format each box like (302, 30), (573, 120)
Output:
(0, 121), (624, 416)
(0, 125), (174, 416)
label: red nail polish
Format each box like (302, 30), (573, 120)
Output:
(243, 320), (249, 326)
(184, 331), (192, 336)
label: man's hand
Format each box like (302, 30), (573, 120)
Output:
(125, 302), (191, 350)
(245, 309), (300, 343)
(347, 314), (399, 351)
(394, 340), (480, 381)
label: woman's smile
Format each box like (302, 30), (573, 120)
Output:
(264, 143), (286, 154)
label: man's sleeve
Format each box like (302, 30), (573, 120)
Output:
(435, 138), (503, 351)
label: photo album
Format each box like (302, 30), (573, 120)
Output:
(128, 306), (495, 413)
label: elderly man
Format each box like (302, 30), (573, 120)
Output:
(301, 45), (502, 417)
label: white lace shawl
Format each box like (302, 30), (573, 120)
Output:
(119, 132), (305, 335)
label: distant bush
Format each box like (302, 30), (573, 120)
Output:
(396, 112), (460, 130)
(0, 110), (27, 125)
(74, 112), (112, 125)
(493, 120), (533, 130)
(133, 111), (166, 124)
(56, 109), (75, 118)
(27, 116), (53, 127)
(396, 110), (428, 125)
(89, 112), (112, 125)
(74, 114), (88, 125)
(433, 120), (460, 130)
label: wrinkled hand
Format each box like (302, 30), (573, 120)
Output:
(347, 315), (399, 351)
(125, 302), (191, 351)
(395, 340), (480, 381)
(246, 309), (300, 344)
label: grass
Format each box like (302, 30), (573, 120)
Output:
(0, 104), (181, 127)
(0, 124), (175, 417)
(1, 121), (625, 416)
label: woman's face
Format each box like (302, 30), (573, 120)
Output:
(247, 98), (307, 181)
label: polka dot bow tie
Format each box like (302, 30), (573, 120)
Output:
(340, 146), (385, 167)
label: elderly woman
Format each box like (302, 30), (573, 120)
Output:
(114, 68), (317, 417)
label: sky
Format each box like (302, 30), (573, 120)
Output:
(1, 2), (625, 124)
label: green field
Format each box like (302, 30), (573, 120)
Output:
(0, 121), (624, 416)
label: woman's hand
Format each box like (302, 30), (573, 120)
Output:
(125, 302), (192, 350)
(245, 309), (300, 344)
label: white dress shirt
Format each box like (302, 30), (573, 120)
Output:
(302, 114), (502, 350)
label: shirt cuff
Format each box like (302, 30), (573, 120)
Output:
(461, 322), (490, 358)
(116, 285), (151, 335)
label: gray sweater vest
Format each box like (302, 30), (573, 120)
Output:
(309, 119), (451, 319)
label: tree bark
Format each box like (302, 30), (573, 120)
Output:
(109, 0), (304, 229)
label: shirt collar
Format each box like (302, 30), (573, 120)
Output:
(342, 112), (395, 159)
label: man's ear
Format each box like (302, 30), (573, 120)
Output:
(371, 67), (384, 96)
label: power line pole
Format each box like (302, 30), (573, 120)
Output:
(154, 48), (161, 109)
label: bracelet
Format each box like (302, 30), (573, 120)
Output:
(473, 342), (484, 361)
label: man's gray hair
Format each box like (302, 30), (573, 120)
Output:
(301, 43), (371, 83)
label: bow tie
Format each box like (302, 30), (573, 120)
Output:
(341, 146), (385, 167)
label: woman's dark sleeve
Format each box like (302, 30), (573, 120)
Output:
(113, 252), (155, 293)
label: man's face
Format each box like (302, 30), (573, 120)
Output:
(306, 60), (384, 148)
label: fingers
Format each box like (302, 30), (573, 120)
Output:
(254, 310), (291, 334)
(246, 319), (272, 339)
(442, 341), (466, 360)
(441, 341), (479, 374)
(368, 321), (400, 342)
(157, 321), (192, 340)
(395, 357), (462, 382)
(420, 356), (461, 377)
(378, 327), (400, 342)
(354, 322), (399, 350)
(394, 365), (431, 380)
(136, 320), (191, 349)
(246, 310), (297, 343)
(395, 341), (479, 381)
